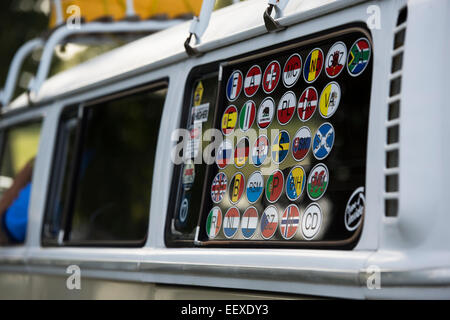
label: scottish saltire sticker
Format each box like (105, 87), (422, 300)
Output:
(182, 160), (195, 191)
(226, 70), (243, 101)
(252, 135), (269, 166)
(307, 163), (329, 201)
(301, 203), (322, 240)
(262, 60), (281, 94)
(319, 82), (341, 118)
(277, 91), (296, 125)
(265, 169), (284, 203)
(280, 204), (300, 240)
(241, 207), (259, 239)
(271, 130), (290, 164)
(223, 207), (240, 239)
(325, 41), (347, 78)
(282, 53), (302, 88)
(239, 100), (256, 132)
(221, 105), (238, 135)
(229, 172), (245, 204)
(312, 122), (335, 160)
(303, 48), (324, 83)
(344, 187), (365, 231)
(285, 166), (306, 201)
(291, 127), (311, 161)
(216, 139), (233, 169)
(244, 65), (262, 97)
(261, 206), (279, 240)
(211, 172), (228, 203)
(234, 137), (249, 168)
(206, 206), (222, 239)
(246, 171), (264, 203)
(347, 38), (371, 77)
(257, 97), (275, 129)
(297, 86), (318, 122)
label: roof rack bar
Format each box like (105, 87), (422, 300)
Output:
(53, 0), (64, 25)
(264, 0), (289, 32)
(126, 0), (136, 17)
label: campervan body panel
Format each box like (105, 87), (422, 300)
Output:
(0, 0), (449, 299)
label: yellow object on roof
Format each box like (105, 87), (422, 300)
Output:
(49, 0), (203, 27)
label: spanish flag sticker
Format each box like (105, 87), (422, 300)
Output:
(303, 48), (324, 84)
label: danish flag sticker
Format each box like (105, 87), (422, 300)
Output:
(297, 86), (318, 122)
(262, 60), (281, 94)
(282, 53), (302, 88)
(244, 65), (262, 97)
(226, 70), (243, 102)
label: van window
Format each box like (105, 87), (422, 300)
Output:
(0, 121), (42, 244)
(42, 83), (168, 246)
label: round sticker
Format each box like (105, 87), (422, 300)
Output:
(325, 41), (347, 78)
(257, 97), (275, 129)
(271, 130), (290, 164)
(285, 166), (306, 201)
(179, 197), (189, 223)
(206, 206), (222, 239)
(246, 171), (264, 203)
(221, 105), (238, 135)
(229, 172), (245, 204)
(347, 38), (371, 77)
(277, 91), (296, 125)
(223, 207), (240, 239)
(303, 48), (324, 83)
(262, 60), (281, 94)
(182, 160), (195, 190)
(307, 163), (329, 201)
(241, 207), (259, 239)
(291, 127), (311, 161)
(282, 53), (302, 88)
(234, 137), (249, 168)
(265, 169), (284, 203)
(244, 65), (262, 97)
(301, 203), (322, 240)
(260, 206), (279, 240)
(226, 70), (243, 101)
(216, 139), (233, 169)
(344, 187), (365, 231)
(319, 82), (341, 118)
(239, 100), (256, 132)
(297, 86), (318, 122)
(280, 204), (300, 240)
(252, 135), (269, 167)
(312, 122), (335, 160)
(211, 172), (228, 203)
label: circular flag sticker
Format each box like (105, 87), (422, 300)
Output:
(345, 187), (365, 231)
(280, 204), (300, 240)
(282, 53), (302, 88)
(216, 139), (233, 169)
(226, 70), (243, 101)
(301, 203), (322, 240)
(307, 163), (329, 201)
(234, 137), (249, 168)
(241, 207), (259, 239)
(179, 197), (189, 224)
(252, 135), (269, 166)
(182, 160), (195, 191)
(303, 48), (324, 83)
(257, 97), (275, 129)
(265, 169), (284, 203)
(261, 206), (279, 240)
(239, 100), (256, 132)
(211, 172), (228, 203)
(262, 60), (281, 94)
(221, 105), (238, 135)
(246, 171), (264, 203)
(229, 172), (245, 204)
(297, 86), (318, 122)
(244, 65), (262, 97)
(319, 82), (341, 118)
(292, 127), (311, 161)
(347, 38), (371, 77)
(285, 166), (306, 201)
(325, 41), (347, 78)
(206, 206), (222, 239)
(277, 91), (296, 125)
(312, 122), (335, 160)
(271, 130), (290, 164)
(223, 207), (240, 239)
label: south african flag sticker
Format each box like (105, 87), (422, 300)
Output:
(347, 37), (371, 77)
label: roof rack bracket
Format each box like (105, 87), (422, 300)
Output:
(264, 0), (289, 33)
(184, 0), (215, 57)
(184, 33), (203, 57)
